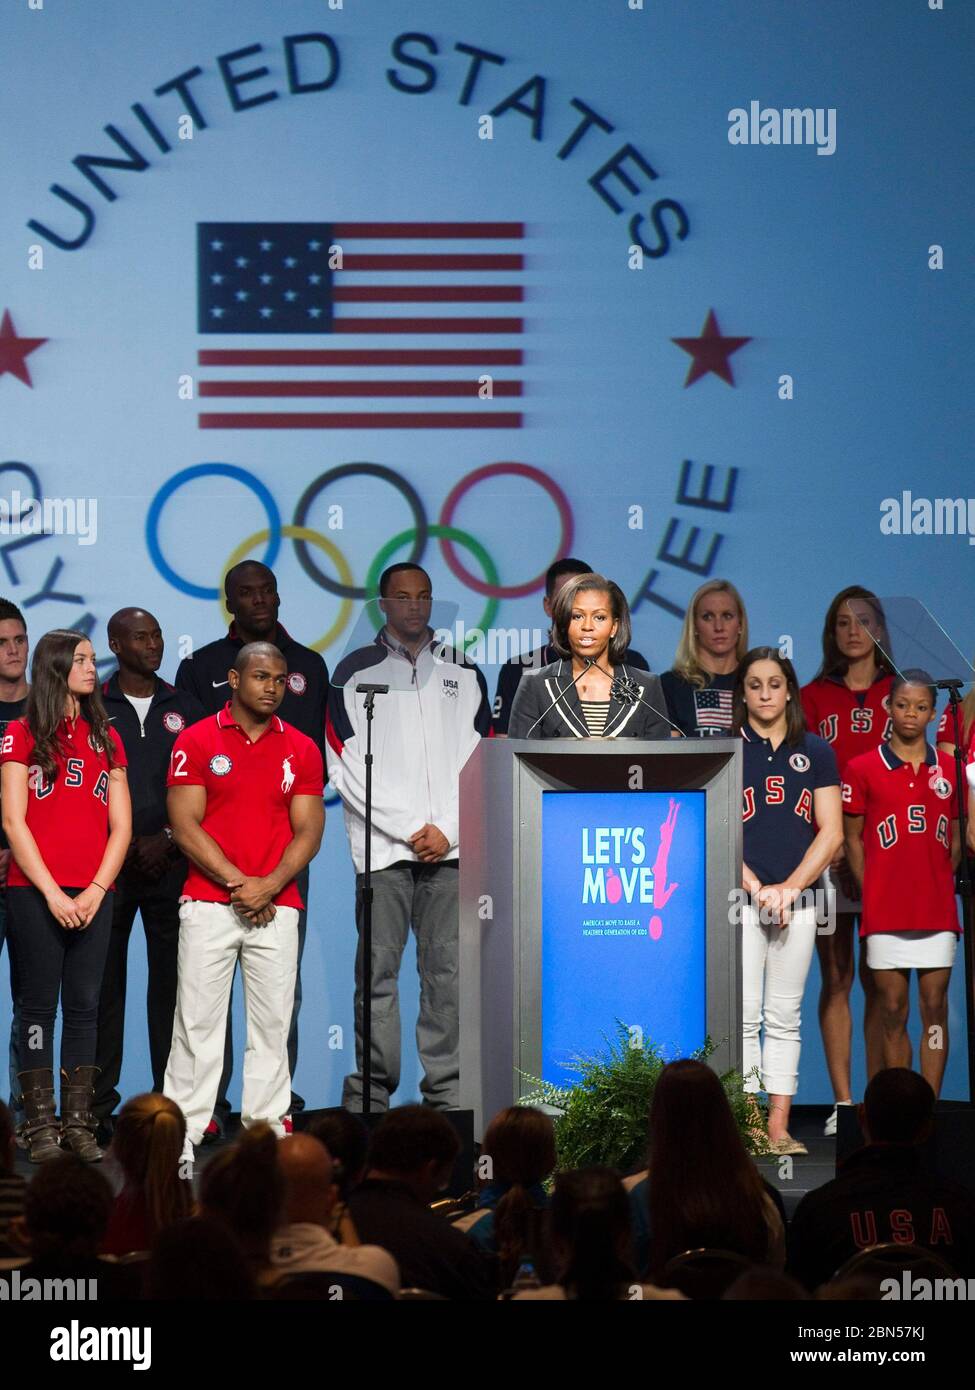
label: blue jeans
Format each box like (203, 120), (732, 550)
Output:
(0, 890), (23, 1123)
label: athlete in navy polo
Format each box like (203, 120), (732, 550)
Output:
(93, 608), (205, 1140)
(175, 560), (329, 1134)
(843, 670), (960, 1095)
(736, 647), (842, 1155)
(164, 642), (324, 1154)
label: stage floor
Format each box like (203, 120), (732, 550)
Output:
(753, 1105), (837, 1219)
(10, 1104), (840, 1219)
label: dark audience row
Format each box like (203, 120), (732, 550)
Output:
(1, 1062), (972, 1300)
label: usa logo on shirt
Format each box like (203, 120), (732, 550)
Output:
(442, 678), (459, 699)
(209, 754), (233, 776)
(163, 712), (185, 734)
(287, 673), (307, 695)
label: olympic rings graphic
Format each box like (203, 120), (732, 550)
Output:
(439, 463), (573, 599)
(363, 526), (501, 641)
(146, 460), (576, 648)
(147, 463), (282, 601)
(219, 526), (355, 653)
(292, 463), (427, 601)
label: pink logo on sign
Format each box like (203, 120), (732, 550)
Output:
(648, 799), (681, 941)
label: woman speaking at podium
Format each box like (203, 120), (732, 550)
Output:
(507, 573), (673, 740)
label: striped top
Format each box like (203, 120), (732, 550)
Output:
(580, 700), (610, 736)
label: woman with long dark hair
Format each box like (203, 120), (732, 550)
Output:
(0, 631), (130, 1163)
(801, 587), (894, 1134)
(508, 573), (672, 739)
(644, 1060), (785, 1280)
(510, 1166), (639, 1300)
(199, 1122), (285, 1287)
(736, 648), (843, 1153)
(453, 1105), (556, 1288)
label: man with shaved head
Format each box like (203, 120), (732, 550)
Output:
(174, 562), (329, 1138)
(93, 609), (205, 1142)
(270, 1132), (399, 1296)
(164, 643), (324, 1156)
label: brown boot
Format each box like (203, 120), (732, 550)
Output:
(18, 1068), (62, 1163)
(60, 1066), (103, 1163)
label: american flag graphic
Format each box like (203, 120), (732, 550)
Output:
(694, 687), (734, 730)
(195, 222), (524, 430)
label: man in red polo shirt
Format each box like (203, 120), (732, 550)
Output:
(163, 643), (324, 1152)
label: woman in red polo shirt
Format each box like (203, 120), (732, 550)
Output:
(843, 671), (960, 1095)
(0, 630), (130, 1163)
(801, 586), (894, 1135)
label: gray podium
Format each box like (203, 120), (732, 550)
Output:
(458, 738), (742, 1136)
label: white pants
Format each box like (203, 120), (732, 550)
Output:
(742, 903), (819, 1097)
(163, 899), (299, 1145)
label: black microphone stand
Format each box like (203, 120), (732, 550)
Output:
(356, 682), (389, 1114)
(937, 678), (975, 1104)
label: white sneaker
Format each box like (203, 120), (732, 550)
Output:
(824, 1100), (854, 1136)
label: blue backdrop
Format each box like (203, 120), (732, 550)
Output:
(0, 0), (971, 1105)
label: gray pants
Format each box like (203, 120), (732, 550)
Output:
(342, 861), (459, 1111)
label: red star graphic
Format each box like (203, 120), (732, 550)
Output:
(672, 308), (750, 387)
(0, 309), (48, 387)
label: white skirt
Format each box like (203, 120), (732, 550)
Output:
(820, 862), (861, 916)
(865, 930), (958, 970)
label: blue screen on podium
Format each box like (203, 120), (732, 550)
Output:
(540, 790), (707, 1083)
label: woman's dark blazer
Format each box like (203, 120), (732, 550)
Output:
(507, 660), (673, 740)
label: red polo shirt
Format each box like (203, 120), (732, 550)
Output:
(801, 673), (894, 777)
(167, 704), (323, 908)
(0, 716), (127, 888)
(842, 743), (959, 937)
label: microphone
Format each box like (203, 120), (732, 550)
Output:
(588, 658), (686, 738)
(523, 659), (594, 738)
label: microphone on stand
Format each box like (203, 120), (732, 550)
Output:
(523, 658), (595, 738)
(588, 658), (687, 738)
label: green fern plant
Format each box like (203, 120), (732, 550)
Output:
(519, 1023), (770, 1171)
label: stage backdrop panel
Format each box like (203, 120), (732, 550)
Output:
(0, 0), (971, 1106)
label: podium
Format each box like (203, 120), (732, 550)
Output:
(459, 738), (742, 1136)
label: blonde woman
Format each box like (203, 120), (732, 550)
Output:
(102, 1092), (192, 1255)
(660, 580), (749, 737)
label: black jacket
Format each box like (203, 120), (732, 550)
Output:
(492, 643), (650, 734)
(348, 1179), (493, 1300)
(101, 674), (205, 838)
(788, 1144), (975, 1291)
(507, 659), (672, 740)
(174, 623), (330, 761)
